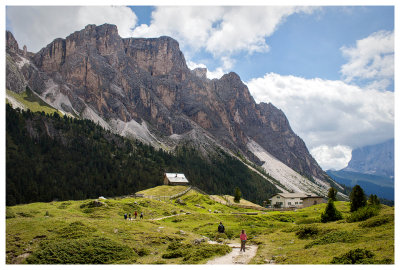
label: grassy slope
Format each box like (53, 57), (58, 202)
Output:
(6, 187), (394, 264)
(6, 89), (59, 115)
(138, 185), (188, 196)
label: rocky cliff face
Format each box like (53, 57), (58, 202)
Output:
(6, 24), (337, 194)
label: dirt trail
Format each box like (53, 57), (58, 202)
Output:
(207, 241), (258, 264)
(151, 213), (185, 221)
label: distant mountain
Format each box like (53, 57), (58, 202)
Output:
(327, 170), (394, 200)
(6, 24), (344, 197)
(327, 139), (395, 201)
(343, 139), (394, 178)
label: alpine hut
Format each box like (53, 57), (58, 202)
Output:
(164, 173), (189, 186)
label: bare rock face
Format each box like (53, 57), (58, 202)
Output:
(192, 68), (207, 79)
(6, 31), (20, 54)
(5, 24), (328, 183)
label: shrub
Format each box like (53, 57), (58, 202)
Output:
(162, 250), (184, 259)
(296, 217), (320, 224)
(16, 211), (34, 217)
(331, 248), (375, 264)
(305, 231), (358, 249)
(167, 241), (184, 251)
(347, 205), (380, 222)
(56, 221), (97, 239)
(136, 247), (150, 257)
(359, 214), (394, 228)
(271, 214), (295, 222)
(321, 199), (342, 223)
(26, 238), (136, 264)
(295, 225), (320, 239)
(57, 202), (71, 209)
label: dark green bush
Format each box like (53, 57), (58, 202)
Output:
(57, 202), (72, 209)
(271, 214), (295, 222)
(162, 250), (184, 259)
(167, 241), (184, 251)
(359, 214), (394, 228)
(26, 237), (136, 264)
(331, 248), (375, 264)
(347, 205), (380, 222)
(305, 231), (358, 249)
(16, 212), (34, 217)
(295, 225), (320, 239)
(136, 247), (150, 257)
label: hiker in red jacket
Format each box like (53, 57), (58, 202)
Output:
(240, 229), (247, 252)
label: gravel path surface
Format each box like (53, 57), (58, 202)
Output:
(207, 241), (258, 264)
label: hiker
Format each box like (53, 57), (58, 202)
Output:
(240, 229), (247, 252)
(124, 213), (127, 220)
(128, 213), (131, 220)
(140, 212), (143, 219)
(218, 222), (225, 233)
(134, 211), (138, 219)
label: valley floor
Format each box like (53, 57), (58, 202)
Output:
(5, 187), (394, 265)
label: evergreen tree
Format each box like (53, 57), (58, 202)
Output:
(234, 187), (241, 203)
(327, 187), (338, 201)
(368, 194), (380, 206)
(321, 199), (342, 223)
(350, 185), (367, 212)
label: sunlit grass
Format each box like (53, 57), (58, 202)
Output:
(6, 187), (394, 264)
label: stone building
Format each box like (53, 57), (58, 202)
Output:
(269, 193), (325, 208)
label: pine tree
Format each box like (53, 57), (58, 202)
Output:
(350, 185), (367, 212)
(368, 194), (380, 206)
(234, 187), (241, 203)
(327, 187), (338, 201)
(321, 199), (342, 223)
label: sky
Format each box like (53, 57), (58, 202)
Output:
(4, 3), (395, 171)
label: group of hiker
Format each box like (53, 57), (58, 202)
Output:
(218, 222), (247, 252)
(124, 211), (143, 220)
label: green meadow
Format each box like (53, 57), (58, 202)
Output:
(6, 88), (60, 115)
(6, 186), (394, 264)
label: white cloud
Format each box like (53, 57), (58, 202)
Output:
(7, 6), (138, 53)
(310, 145), (352, 171)
(246, 73), (394, 169)
(132, 6), (317, 70)
(340, 30), (394, 90)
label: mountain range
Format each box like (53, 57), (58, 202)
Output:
(327, 139), (394, 201)
(6, 23), (345, 198)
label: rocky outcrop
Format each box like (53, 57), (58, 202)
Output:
(6, 31), (20, 54)
(6, 24), (329, 184)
